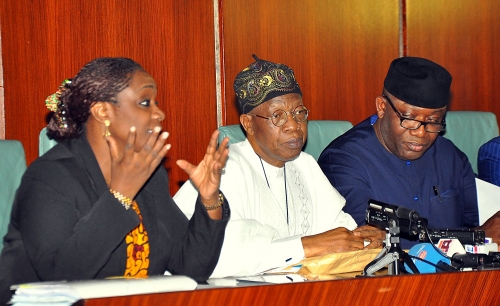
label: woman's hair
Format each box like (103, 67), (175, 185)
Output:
(47, 57), (144, 141)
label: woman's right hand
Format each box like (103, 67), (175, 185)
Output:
(106, 126), (170, 200)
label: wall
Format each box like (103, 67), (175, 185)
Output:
(220, 0), (400, 126)
(0, 0), (219, 193)
(406, 1), (500, 114)
(1, 0), (499, 194)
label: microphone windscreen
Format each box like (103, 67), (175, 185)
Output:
(406, 243), (451, 273)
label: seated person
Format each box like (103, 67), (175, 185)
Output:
(318, 56), (500, 248)
(174, 55), (384, 278)
(0, 57), (230, 303)
(478, 136), (500, 186)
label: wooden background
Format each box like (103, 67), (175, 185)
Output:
(220, 0), (399, 126)
(0, 0), (219, 192)
(1, 0), (499, 194)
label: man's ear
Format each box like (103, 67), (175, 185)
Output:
(89, 102), (110, 124)
(375, 96), (387, 119)
(240, 114), (254, 136)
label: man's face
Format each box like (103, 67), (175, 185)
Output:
(242, 93), (308, 167)
(376, 94), (447, 160)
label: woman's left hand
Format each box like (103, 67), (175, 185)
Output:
(176, 130), (229, 218)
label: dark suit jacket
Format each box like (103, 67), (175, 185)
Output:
(0, 135), (229, 303)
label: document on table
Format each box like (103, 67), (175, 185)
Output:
(475, 178), (500, 225)
(205, 274), (306, 288)
(10, 275), (197, 305)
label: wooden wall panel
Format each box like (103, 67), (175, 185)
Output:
(406, 0), (500, 119)
(0, 0), (218, 194)
(3, 0), (500, 194)
(220, 0), (400, 126)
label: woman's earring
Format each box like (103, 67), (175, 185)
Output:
(103, 119), (111, 138)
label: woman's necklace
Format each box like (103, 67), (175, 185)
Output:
(258, 155), (288, 225)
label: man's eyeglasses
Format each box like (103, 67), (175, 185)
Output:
(248, 105), (309, 127)
(383, 95), (446, 133)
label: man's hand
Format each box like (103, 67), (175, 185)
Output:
(353, 225), (386, 249)
(301, 227), (366, 258)
(476, 211), (500, 251)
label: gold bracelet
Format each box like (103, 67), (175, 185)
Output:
(110, 189), (132, 210)
(204, 193), (224, 211)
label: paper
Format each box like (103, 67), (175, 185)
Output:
(237, 274), (306, 284)
(10, 275), (197, 305)
(204, 274), (306, 288)
(475, 178), (500, 225)
(295, 249), (381, 275)
(265, 249), (381, 276)
(263, 263), (303, 274)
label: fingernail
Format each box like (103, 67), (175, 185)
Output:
(162, 132), (169, 139)
(130, 126), (136, 132)
(154, 126), (161, 133)
(165, 144), (171, 150)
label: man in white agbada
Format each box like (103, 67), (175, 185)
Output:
(174, 55), (384, 278)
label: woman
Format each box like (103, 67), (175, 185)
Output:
(0, 57), (230, 303)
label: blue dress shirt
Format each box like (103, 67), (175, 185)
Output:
(318, 116), (479, 249)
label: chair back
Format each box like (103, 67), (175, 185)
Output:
(39, 127), (58, 156)
(0, 140), (26, 252)
(442, 111), (499, 173)
(218, 120), (353, 160)
(218, 124), (246, 145)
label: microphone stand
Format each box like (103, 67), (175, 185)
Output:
(363, 219), (420, 276)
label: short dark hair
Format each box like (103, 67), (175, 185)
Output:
(47, 57), (144, 141)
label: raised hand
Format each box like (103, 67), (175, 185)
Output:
(176, 130), (230, 218)
(106, 126), (170, 200)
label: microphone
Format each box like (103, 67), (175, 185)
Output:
(451, 253), (500, 269)
(368, 200), (421, 221)
(366, 200), (428, 237)
(405, 243), (455, 273)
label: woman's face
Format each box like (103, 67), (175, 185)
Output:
(108, 70), (165, 150)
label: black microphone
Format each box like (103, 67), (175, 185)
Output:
(451, 253), (500, 269)
(368, 200), (421, 221)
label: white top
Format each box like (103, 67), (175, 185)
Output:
(174, 139), (357, 278)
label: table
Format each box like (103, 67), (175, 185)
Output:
(82, 269), (500, 306)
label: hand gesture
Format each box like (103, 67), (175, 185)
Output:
(176, 130), (229, 217)
(106, 126), (170, 200)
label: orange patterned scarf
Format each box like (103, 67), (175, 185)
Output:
(124, 201), (150, 277)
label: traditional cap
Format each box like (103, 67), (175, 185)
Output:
(384, 57), (452, 108)
(233, 55), (302, 114)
